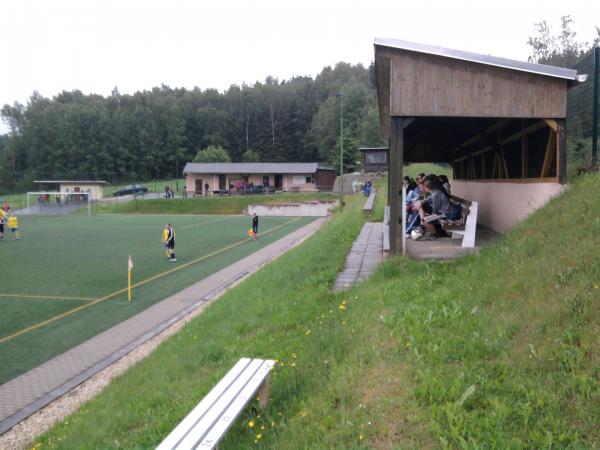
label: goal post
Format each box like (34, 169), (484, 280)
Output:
(25, 191), (91, 216)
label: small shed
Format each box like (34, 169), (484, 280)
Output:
(33, 180), (109, 200)
(374, 38), (587, 253)
(359, 147), (389, 172)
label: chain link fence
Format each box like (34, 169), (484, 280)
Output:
(567, 47), (599, 176)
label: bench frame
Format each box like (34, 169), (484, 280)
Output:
(157, 358), (275, 450)
(442, 196), (478, 248)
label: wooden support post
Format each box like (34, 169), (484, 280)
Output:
(491, 152), (498, 179)
(388, 117), (404, 255)
(557, 119), (567, 183)
(258, 376), (270, 409)
(500, 148), (509, 178)
(521, 120), (528, 178)
(541, 129), (556, 178)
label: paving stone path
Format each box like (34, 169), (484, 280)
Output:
(0, 218), (326, 435)
(333, 222), (384, 292)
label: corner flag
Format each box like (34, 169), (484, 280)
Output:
(128, 255), (133, 302)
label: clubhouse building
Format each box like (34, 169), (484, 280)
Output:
(183, 162), (336, 196)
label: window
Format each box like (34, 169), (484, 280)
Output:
(292, 176), (306, 185)
(306, 176), (313, 183)
(366, 152), (387, 164)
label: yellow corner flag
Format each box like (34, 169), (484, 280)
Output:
(128, 255), (134, 302)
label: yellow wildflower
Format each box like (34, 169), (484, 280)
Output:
(248, 420), (255, 428)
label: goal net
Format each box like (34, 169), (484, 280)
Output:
(25, 191), (92, 216)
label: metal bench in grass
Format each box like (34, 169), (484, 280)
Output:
(157, 358), (275, 450)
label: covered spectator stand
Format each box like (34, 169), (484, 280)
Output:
(374, 38), (587, 254)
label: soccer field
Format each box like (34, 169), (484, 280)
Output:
(0, 214), (316, 384)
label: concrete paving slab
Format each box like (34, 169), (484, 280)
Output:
(333, 222), (383, 292)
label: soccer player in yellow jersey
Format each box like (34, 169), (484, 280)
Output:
(7, 215), (20, 240)
(0, 209), (5, 241)
(162, 224), (177, 262)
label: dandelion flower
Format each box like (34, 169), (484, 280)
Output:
(261, 425), (265, 430)
(257, 433), (262, 439)
(248, 420), (255, 428)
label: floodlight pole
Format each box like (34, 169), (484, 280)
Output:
(336, 92), (344, 211)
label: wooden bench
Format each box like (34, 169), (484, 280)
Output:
(157, 358), (275, 450)
(440, 196), (478, 248)
(363, 191), (376, 216)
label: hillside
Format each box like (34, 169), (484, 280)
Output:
(35, 175), (599, 448)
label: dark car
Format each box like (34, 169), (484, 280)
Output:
(113, 184), (148, 196)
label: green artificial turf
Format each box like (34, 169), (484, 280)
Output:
(0, 214), (315, 384)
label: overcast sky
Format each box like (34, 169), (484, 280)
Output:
(1, 0), (598, 133)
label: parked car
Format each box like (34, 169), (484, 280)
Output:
(113, 184), (148, 196)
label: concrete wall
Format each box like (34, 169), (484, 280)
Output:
(247, 201), (337, 217)
(452, 180), (566, 233)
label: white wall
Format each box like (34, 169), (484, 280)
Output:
(247, 201), (337, 217)
(452, 181), (566, 233)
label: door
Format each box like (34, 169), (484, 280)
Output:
(74, 186), (80, 202)
(274, 175), (283, 189)
(195, 179), (202, 195)
(218, 175), (227, 191)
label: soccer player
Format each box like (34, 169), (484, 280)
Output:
(7, 214), (20, 240)
(0, 208), (5, 241)
(162, 223), (177, 262)
(252, 213), (259, 240)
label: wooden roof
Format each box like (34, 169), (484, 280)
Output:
(375, 39), (586, 138)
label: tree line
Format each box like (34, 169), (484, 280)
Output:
(0, 62), (384, 193)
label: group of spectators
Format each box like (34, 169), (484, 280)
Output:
(164, 186), (176, 198)
(403, 173), (461, 240)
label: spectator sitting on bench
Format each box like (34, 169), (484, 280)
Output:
(405, 179), (422, 235)
(438, 174), (451, 196)
(418, 177), (453, 240)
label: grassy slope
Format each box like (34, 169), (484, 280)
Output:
(94, 192), (338, 215)
(38, 175), (600, 448)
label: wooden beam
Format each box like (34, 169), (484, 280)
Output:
(521, 119), (528, 178)
(557, 119), (567, 183)
(388, 117), (404, 255)
(540, 129), (556, 178)
(453, 120), (546, 163)
(451, 119), (509, 154)
(402, 118), (415, 129)
(543, 119), (558, 132)
(500, 148), (509, 178)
